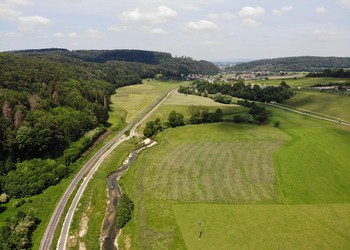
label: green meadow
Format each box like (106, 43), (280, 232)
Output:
(248, 76), (349, 87)
(285, 90), (350, 122)
(117, 90), (350, 249)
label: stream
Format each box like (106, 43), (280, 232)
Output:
(100, 139), (157, 250)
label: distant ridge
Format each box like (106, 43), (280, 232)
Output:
(9, 48), (172, 65)
(230, 56), (350, 72)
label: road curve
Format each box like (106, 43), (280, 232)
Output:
(40, 88), (176, 250)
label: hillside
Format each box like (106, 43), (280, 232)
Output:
(9, 48), (219, 76)
(230, 56), (350, 72)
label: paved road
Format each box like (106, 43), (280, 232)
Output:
(40, 88), (175, 250)
(265, 103), (350, 127)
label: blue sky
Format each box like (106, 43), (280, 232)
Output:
(1, 0), (350, 60)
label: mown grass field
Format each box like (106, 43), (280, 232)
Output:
(109, 79), (184, 125)
(285, 90), (350, 122)
(118, 90), (350, 249)
(173, 203), (350, 249)
(247, 77), (349, 87)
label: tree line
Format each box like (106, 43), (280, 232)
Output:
(306, 68), (350, 78)
(143, 106), (224, 138)
(179, 79), (294, 103)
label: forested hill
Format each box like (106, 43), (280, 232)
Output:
(10, 48), (171, 64)
(9, 48), (219, 75)
(230, 56), (350, 72)
(0, 50), (218, 199)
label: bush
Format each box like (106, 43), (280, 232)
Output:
(116, 194), (134, 229)
(0, 193), (10, 203)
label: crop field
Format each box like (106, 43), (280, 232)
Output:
(284, 90), (350, 122)
(118, 90), (350, 249)
(248, 77), (349, 87)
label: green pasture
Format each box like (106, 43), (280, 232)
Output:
(270, 107), (350, 204)
(285, 90), (350, 122)
(145, 91), (247, 123)
(117, 90), (350, 249)
(173, 203), (350, 250)
(248, 77), (349, 87)
(109, 79), (184, 124)
(119, 122), (290, 249)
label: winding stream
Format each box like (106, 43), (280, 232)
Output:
(100, 139), (157, 250)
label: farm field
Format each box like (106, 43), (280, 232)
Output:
(284, 90), (350, 122)
(109, 79), (184, 126)
(118, 91), (350, 249)
(248, 76), (349, 87)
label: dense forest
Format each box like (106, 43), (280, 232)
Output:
(229, 56), (350, 72)
(10, 48), (220, 77)
(0, 50), (219, 200)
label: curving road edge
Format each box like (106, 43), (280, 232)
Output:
(40, 88), (176, 250)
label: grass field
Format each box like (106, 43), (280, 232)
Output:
(109, 79), (184, 125)
(173, 203), (350, 250)
(117, 89), (350, 249)
(247, 77), (349, 87)
(284, 90), (350, 122)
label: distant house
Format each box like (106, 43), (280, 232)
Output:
(238, 74), (256, 80)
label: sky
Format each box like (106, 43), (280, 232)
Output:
(1, 0), (350, 61)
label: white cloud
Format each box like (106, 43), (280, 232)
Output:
(5, 0), (33, 6)
(85, 29), (103, 38)
(107, 25), (127, 32)
(186, 20), (218, 31)
(338, 0), (350, 10)
(273, 6), (293, 16)
(228, 32), (235, 37)
(54, 32), (79, 38)
(208, 12), (236, 20)
(312, 29), (343, 41)
(239, 6), (265, 18)
(121, 6), (177, 23)
(0, 4), (21, 21)
(241, 18), (261, 28)
(315, 6), (327, 14)
(18, 16), (52, 31)
(180, 4), (201, 11)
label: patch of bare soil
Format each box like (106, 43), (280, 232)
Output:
(125, 234), (131, 250)
(79, 242), (87, 250)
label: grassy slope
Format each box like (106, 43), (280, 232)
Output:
(248, 77), (349, 87)
(271, 107), (350, 204)
(111, 80), (184, 124)
(285, 90), (350, 122)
